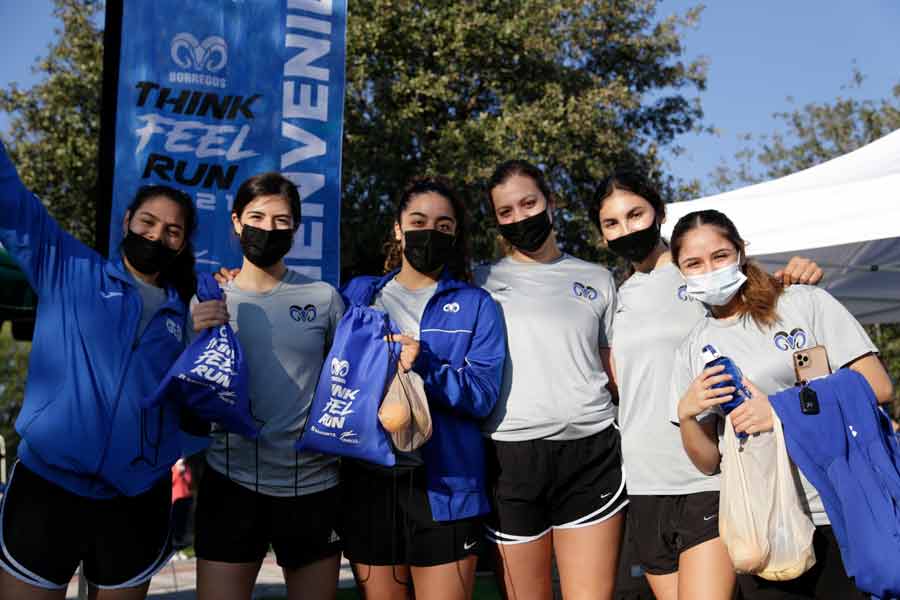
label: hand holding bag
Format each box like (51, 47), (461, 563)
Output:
(142, 273), (259, 439)
(379, 369), (432, 452)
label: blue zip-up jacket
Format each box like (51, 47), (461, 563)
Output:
(0, 141), (186, 498)
(770, 369), (900, 599)
(342, 270), (506, 521)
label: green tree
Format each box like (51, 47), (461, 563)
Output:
(342, 0), (708, 273)
(711, 70), (900, 416)
(1, 1), (710, 440)
(0, 0), (103, 247)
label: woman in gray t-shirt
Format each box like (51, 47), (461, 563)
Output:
(190, 173), (344, 600)
(478, 160), (626, 600)
(595, 170), (820, 600)
(671, 209), (893, 600)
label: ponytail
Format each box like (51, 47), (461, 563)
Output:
(737, 261), (783, 328)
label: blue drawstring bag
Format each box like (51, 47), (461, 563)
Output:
(142, 273), (259, 439)
(295, 305), (400, 466)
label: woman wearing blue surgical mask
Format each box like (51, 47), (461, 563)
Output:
(0, 141), (197, 600)
(190, 173), (346, 600)
(339, 177), (506, 600)
(592, 171), (821, 600)
(670, 209), (892, 600)
(478, 161), (627, 600)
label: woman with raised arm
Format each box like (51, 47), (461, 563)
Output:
(0, 141), (198, 600)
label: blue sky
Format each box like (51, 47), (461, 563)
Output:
(658, 0), (900, 189)
(2, 1), (899, 191)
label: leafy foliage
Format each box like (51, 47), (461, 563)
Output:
(341, 0), (708, 274)
(0, 324), (30, 464)
(0, 0), (103, 247)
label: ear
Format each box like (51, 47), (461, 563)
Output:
(393, 221), (403, 244)
(122, 210), (131, 236)
(232, 212), (242, 237)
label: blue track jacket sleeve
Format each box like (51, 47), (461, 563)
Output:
(413, 293), (506, 419)
(0, 140), (97, 296)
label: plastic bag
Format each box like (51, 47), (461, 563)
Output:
(379, 370), (432, 452)
(142, 273), (258, 438)
(295, 305), (400, 466)
(719, 412), (816, 580)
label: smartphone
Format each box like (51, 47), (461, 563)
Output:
(793, 345), (831, 384)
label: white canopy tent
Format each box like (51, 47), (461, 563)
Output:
(661, 129), (900, 324)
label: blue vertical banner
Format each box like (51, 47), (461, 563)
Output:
(109, 0), (346, 285)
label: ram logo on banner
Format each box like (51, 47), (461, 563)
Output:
(109, 0), (346, 285)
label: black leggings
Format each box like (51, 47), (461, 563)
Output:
(737, 525), (868, 600)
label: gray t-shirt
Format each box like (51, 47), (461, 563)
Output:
(372, 278), (438, 339)
(192, 270), (345, 497)
(133, 275), (168, 338)
(671, 285), (878, 525)
(371, 277), (437, 467)
(612, 263), (718, 495)
(475, 254), (617, 441)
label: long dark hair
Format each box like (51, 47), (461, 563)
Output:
(671, 209), (783, 327)
(591, 169), (666, 237)
(123, 185), (198, 304)
(383, 176), (472, 282)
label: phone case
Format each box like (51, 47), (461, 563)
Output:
(793, 345), (831, 383)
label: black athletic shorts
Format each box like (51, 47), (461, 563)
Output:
(484, 426), (628, 544)
(627, 491), (721, 575)
(738, 525), (868, 600)
(194, 463), (341, 569)
(0, 461), (172, 590)
(339, 461), (482, 567)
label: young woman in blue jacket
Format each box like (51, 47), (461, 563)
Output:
(339, 177), (506, 600)
(0, 141), (199, 599)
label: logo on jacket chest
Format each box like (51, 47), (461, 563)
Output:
(166, 318), (183, 342)
(773, 327), (808, 351)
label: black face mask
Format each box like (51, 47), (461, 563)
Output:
(240, 225), (294, 268)
(497, 210), (553, 253)
(606, 222), (661, 263)
(403, 229), (455, 274)
(121, 230), (180, 274)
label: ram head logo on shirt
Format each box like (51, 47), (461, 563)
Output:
(290, 304), (317, 322)
(572, 282), (598, 301)
(773, 328), (808, 351)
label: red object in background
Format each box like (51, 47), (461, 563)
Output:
(171, 458), (192, 503)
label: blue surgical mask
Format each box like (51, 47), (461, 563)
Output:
(684, 261), (747, 306)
